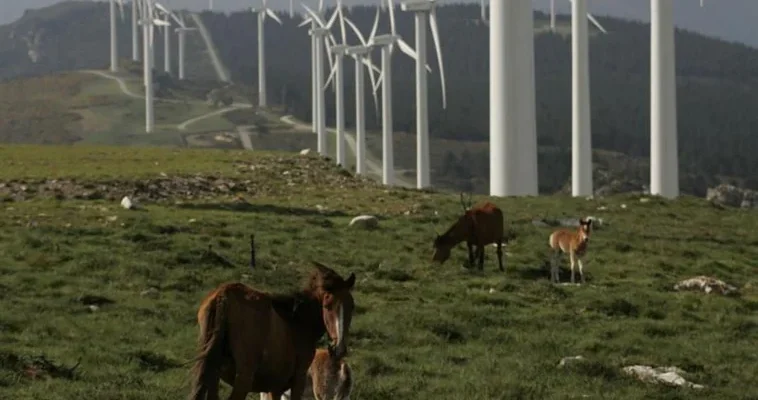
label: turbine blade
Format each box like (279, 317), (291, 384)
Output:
(326, 8), (339, 29)
(302, 3), (327, 27)
(369, 7), (380, 42)
(362, 57), (380, 117)
(373, 70), (384, 94)
(429, 9), (447, 109)
(344, 17), (367, 46)
(324, 62), (338, 91)
(267, 9), (283, 25)
(586, 13), (607, 34)
(319, 0), (324, 13)
(338, 6), (347, 44)
(397, 37), (431, 72)
(324, 36), (335, 74)
(298, 17), (313, 28)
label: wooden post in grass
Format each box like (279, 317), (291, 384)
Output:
(249, 234), (256, 270)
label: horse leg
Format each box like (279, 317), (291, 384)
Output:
(569, 252), (577, 284)
(286, 372), (308, 400)
(466, 241), (475, 268)
(496, 241), (504, 272)
(578, 257), (586, 284)
(477, 245), (485, 270)
(550, 251), (560, 283)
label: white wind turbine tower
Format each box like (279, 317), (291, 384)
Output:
(252, 0), (283, 108)
(650, 0), (679, 198)
(571, 0), (607, 197)
(342, 12), (382, 176)
(131, 0), (141, 61)
(174, 13), (197, 80)
(487, 0), (538, 197)
(110, 0), (125, 72)
(138, 0), (169, 133)
(400, 0), (447, 190)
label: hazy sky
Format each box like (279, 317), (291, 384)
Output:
(1, 0), (754, 47)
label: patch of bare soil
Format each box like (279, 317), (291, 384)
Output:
(0, 156), (378, 203)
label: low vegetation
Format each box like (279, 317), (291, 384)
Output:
(0, 145), (756, 399)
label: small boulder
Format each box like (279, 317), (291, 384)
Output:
(349, 215), (379, 230)
(300, 148), (311, 156)
(622, 365), (705, 390)
(558, 355), (585, 368)
(120, 196), (136, 210)
(674, 276), (738, 296)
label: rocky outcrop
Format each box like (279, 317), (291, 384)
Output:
(706, 184), (758, 208)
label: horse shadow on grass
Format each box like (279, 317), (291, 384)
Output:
(515, 260), (593, 283)
(175, 202), (348, 217)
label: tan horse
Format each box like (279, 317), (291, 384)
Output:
(187, 262), (357, 400)
(269, 348), (353, 400)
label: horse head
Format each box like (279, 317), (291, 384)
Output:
(309, 262), (356, 359)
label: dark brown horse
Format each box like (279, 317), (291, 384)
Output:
(187, 262), (356, 400)
(432, 193), (505, 271)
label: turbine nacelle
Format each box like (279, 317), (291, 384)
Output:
(369, 34), (399, 47)
(401, 0), (436, 12)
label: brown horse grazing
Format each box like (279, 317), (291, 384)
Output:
(432, 193), (505, 271)
(187, 262), (356, 400)
(271, 348), (353, 400)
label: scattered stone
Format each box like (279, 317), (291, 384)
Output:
(621, 203), (628, 209)
(140, 287), (160, 299)
(488, 288), (496, 294)
(706, 184), (758, 209)
(622, 365), (705, 389)
(106, 215), (118, 222)
(88, 305), (99, 312)
(674, 276), (738, 296)
(639, 197), (650, 203)
(300, 148), (311, 155)
(558, 355), (585, 368)
(349, 215), (379, 230)
(121, 196), (134, 210)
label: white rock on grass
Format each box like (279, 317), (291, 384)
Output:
(622, 365), (705, 390)
(300, 148), (311, 156)
(674, 276), (738, 296)
(558, 356), (585, 368)
(349, 215), (379, 230)
(120, 196), (138, 210)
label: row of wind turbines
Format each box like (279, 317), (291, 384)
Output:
(108, 0), (689, 199)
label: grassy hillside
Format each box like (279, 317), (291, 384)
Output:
(0, 145), (756, 399)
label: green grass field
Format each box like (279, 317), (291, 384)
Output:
(0, 145), (756, 399)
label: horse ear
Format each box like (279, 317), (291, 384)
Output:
(345, 273), (356, 289)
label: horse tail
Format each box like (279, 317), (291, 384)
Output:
(187, 292), (228, 400)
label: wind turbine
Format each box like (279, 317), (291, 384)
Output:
(298, 1), (327, 134)
(370, 0), (428, 186)
(138, 0), (169, 133)
(253, 0), (283, 108)
(174, 13), (197, 80)
(400, 0), (447, 189)
(322, 2), (350, 166)
(110, 0), (125, 72)
(650, 0), (679, 198)
(571, 0), (608, 197)
(342, 11), (382, 176)
(154, 2), (175, 74)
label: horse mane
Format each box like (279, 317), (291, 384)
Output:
(305, 262), (350, 294)
(269, 291), (323, 331)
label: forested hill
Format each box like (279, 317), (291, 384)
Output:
(4, 1), (758, 194)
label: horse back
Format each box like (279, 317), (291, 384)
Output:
(469, 202), (504, 244)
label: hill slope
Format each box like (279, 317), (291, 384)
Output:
(3, 2), (758, 195)
(0, 145), (756, 399)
